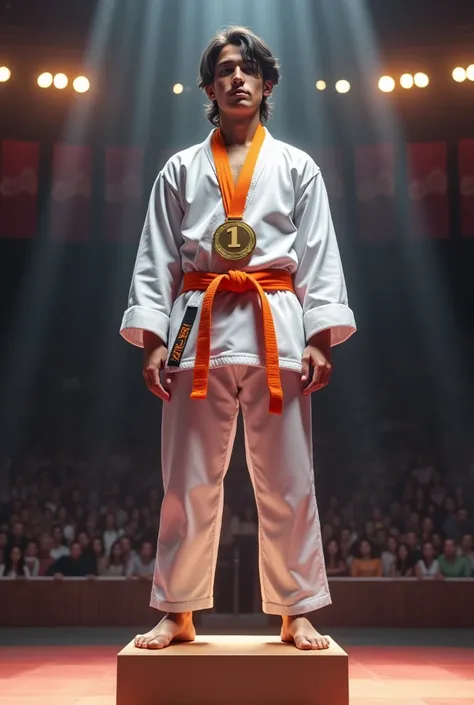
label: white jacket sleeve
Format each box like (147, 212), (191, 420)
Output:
(293, 168), (356, 346)
(120, 171), (183, 348)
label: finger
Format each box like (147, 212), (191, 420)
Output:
(319, 363), (333, 387)
(301, 354), (310, 382)
(146, 367), (170, 402)
(303, 380), (326, 396)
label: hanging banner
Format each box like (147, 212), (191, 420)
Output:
(459, 138), (474, 238)
(355, 143), (396, 241)
(104, 146), (144, 242)
(0, 140), (40, 239)
(50, 143), (92, 242)
(406, 142), (449, 239)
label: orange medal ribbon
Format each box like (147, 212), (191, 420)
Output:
(211, 123), (266, 260)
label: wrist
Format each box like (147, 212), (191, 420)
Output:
(143, 330), (166, 352)
(307, 329), (331, 353)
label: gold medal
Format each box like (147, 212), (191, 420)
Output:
(213, 219), (256, 261)
(211, 124), (266, 262)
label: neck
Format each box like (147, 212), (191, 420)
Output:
(219, 111), (261, 146)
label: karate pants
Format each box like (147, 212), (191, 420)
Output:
(150, 365), (331, 616)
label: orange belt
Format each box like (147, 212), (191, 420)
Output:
(182, 269), (294, 415)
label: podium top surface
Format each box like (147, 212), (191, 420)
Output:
(118, 635), (347, 658)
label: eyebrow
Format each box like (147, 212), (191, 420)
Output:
(216, 58), (248, 68)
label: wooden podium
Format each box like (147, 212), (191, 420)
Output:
(116, 635), (349, 705)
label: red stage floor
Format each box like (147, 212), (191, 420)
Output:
(0, 644), (473, 704)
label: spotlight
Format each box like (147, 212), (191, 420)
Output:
(466, 64), (474, 81)
(400, 73), (414, 89)
(316, 80), (327, 91)
(54, 73), (68, 89)
(0, 66), (11, 82)
(335, 79), (351, 94)
(73, 76), (90, 93)
(173, 83), (184, 95)
(414, 72), (429, 88)
(452, 67), (467, 83)
(38, 72), (53, 88)
(378, 76), (395, 93)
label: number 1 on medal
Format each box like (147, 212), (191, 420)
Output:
(227, 225), (240, 249)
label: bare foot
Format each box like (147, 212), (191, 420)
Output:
(134, 612), (196, 650)
(281, 615), (330, 650)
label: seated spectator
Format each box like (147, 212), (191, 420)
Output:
(381, 536), (398, 577)
(9, 521), (27, 552)
(431, 532), (443, 556)
(37, 533), (55, 576)
(390, 542), (415, 577)
(91, 537), (108, 575)
(55, 505), (75, 543)
(350, 539), (383, 578)
(24, 540), (40, 577)
(119, 536), (135, 571)
(415, 540), (441, 580)
(404, 531), (422, 563)
(46, 542), (96, 577)
(236, 506), (258, 536)
(444, 508), (474, 543)
(0, 545), (30, 578)
(459, 534), (474, 575)
(0, 530), (8, 562)
(437, 538), (472, 578)
(219, 504), (238, 548)
(103, 539), (127, 577)
(324, 538), (348, 576)
(420, 516), (435, 543)
(50, 524), (70, 560)
(103, 512), (124, 556)
(339, 527), (355, 562)
(322, 523), (335, 544)
(126, 540), (155, 580)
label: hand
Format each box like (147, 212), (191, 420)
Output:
(301, 331), (332, 396)
(143, 332), (171, 402)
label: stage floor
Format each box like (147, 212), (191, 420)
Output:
(1, 627), (473, 705)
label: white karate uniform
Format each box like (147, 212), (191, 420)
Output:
(120, 127), (356, 615)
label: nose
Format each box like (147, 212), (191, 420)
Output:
(232, 67), (244, 84)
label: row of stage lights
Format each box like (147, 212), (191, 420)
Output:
(0, 67), (90, 93)
(172, 65), (474, 96)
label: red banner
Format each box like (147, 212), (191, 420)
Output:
(50, 144), (92, 242)
(459, 139), (474, 238)
(0, 140), (40, 239)
(355, 143), (396, 241)
(406, 142), (449, 239)
(104, 147), (144, 242)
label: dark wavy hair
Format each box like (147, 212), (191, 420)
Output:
(198, 26), (280, 126)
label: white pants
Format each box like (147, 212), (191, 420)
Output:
(150, 365), (331, 616)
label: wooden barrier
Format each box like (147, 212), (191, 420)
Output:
(0, 577), (473, 628)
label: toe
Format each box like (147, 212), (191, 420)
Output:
(294, 635), (312, 650)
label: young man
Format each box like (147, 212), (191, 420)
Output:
(120, 27), (356, 650)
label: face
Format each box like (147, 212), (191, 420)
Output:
(327, 540), (338, 556)
(423, 542), (434, 561)
(422, 517), (433, 533)
(444, 539), (456, 557)
(398, 544), (408, 561)
(141, 542), (153, 561)
(120, 537), (131, 553)
(52, 526), (62, 541)
(0, 532), (7, 548)
(12, 522), (24, 538)
(71, 543), (82, 560)
(105, 513), (115, 529)
(25, 541), (37, 558)
(78, 532), (89, 548)
(10, 545), (21, 562)
(205, 44), (272, 121)
(92, 538), (102, 554)
(341, 529), (351, 542)
(406, 532), (417, 549)
(360, 540), (371, 558)
(39, 534), (53, 553)
(387, 537), (397, 553)
(432, 533), (442, 549)
(112, 542), (122, 558)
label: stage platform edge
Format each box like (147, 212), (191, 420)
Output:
(116, 634), (349, 705)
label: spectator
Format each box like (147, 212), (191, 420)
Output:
(103, 539), (127, 577)
(103, 512), (123, 556)
(415, 540), (441, 580)
(37, 533), (55, 576)
(24, 540), (40, 577)
(444, 508), (474, 543)
(119, 536), (135, 571)
(324, 539), (348, 576)
(126, 540), (155, 580)
(381, 536), (398, 576)
(50, 524), (69, 560)
(322, 523), (335, 544)
(91, 537), (108, 575)
(339, 527), (355, 561)
(237, 505), (258, 536)
(459, 534), (474, 575)
(420, 516), (435, 543)
(404, 531), (422, 563)
(390, 542), (415, 577)
(56, 505), (75, 543)
(219, 504), (238, 548)
(9, 521), (27, 551)
(350, 539), (383, 578)
(46, 541), (94, 577)
(0, 545), (30, 578)
(432, 532), (444, 556)
(437, 538), (472, 579)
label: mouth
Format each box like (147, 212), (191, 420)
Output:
(230, 89), (249, 97)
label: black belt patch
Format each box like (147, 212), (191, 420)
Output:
(168, 307), (198, 367)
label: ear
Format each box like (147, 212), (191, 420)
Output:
(205, 84), (216, 101)
(263, 80), (273, 98)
